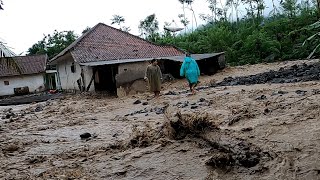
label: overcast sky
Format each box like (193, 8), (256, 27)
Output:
(0, 0), (274, 55)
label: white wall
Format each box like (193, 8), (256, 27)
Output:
(57, 59), (94, 91)
(0, 74), (45, 96)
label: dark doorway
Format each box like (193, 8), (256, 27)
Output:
(197, 58), (220, 75)
(46, 73), (57, 90)
(94, 64), (118, 94)
(161, 60), (182, 78)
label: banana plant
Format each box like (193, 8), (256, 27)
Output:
(301, 20), (320, 59)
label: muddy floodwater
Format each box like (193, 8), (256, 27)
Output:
(1, 60), (320, 179)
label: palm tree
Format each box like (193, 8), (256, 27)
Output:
(110, 15), (131, 32)
(178, 0), (187, 33)
(207, 0), (218, 22)
(111, 15), (125, 29)
(185, 0), (198, 31)
(227, 0), (242, 22)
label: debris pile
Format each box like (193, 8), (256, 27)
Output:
(212, 62), (320, 87)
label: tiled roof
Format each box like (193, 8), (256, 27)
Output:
(51, 23), (185, 64)
(0, 54), (47, 77)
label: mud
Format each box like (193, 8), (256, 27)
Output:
(0, 93), (62, 106)
(1, 60), (320, 179)
(212, 62), (320, 87)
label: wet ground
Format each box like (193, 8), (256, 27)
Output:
(0, 93), (62, 106)
(1, 59), (320, 179)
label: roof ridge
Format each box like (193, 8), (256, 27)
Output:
(98, 23), (185, 52)
(0, 54), (47, 77)
(50, 22), (185, 63)
(50, 23), (101, 63)
(0, 54), (47, 59)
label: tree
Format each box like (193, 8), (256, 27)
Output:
(0, 0), (4, 10)
(280, 0), (299, 18)
(178, 14), (190, 30)
(28, 30), (78, 59)
(138, 14), (159, 41)
(178, 0), (188, 32)
(207, 0), (218, 22)
(185, 0), (198, 31)
(111, 15), (125, 27)
(110, 15), (131, 32)
(82, 26), (91, 34)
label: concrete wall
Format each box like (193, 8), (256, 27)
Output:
(0, 74), (45, 96)
(117, 79), (148, 97)
(218, 54), (226, 69)
(116, 61), (149, 97)
(57, 59), (94, 92)
(116, 61), (149, 86)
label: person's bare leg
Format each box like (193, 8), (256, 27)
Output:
(154, 91), (160, 98)
(191, 84), (196, 95)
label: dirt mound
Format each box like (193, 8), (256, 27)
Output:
(163, 109), (273, 171)
(164, 110), (217, 140)
(212, 62), (320, 87)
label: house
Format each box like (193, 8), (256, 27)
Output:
(50, 23), (225, 97)
(0, 54), (49, 96)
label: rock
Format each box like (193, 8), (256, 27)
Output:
(133, 100), (141, 104)
(162, 74), (175, 82)
(165, 91), (178, 95)
(3, 108), (12, 113)
(264, 108), (270, 114)
(199, 98), (206, 102)
(3, 144), (19, 152)
(205, 153), (235, 168)
(277, 90), (288, 95)
(191, 105), (198, 109)
(238, 153), (260, 168)
(142, 102), (148, 105)
(295, 90), (307, 95)
(176, 101), (189, 108)
(35, 105), (43, 112)
(80, 133), (92, 139)
(312, 89), (320, 95)
(241, 127), (253, 132)
(5, 112), (15, 119)
(155, 107), (164, 114)
(255, 95), (267, 100)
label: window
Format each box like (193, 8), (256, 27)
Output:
(4, 81), (9, 85)
(71, 63), (76, 73)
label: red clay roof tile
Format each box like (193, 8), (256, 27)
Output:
(51, 23), (184, 64)
(0, 54), (47, 77)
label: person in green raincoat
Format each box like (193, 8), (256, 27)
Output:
(144, 59), (163, 97)
(180, 53), (200, 95)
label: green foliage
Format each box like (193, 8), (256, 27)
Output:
(28, 30), (78, 59)
(110, 15), (131, 32)
(138, 14), (159, 40)
(154, 0), (319, 65)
